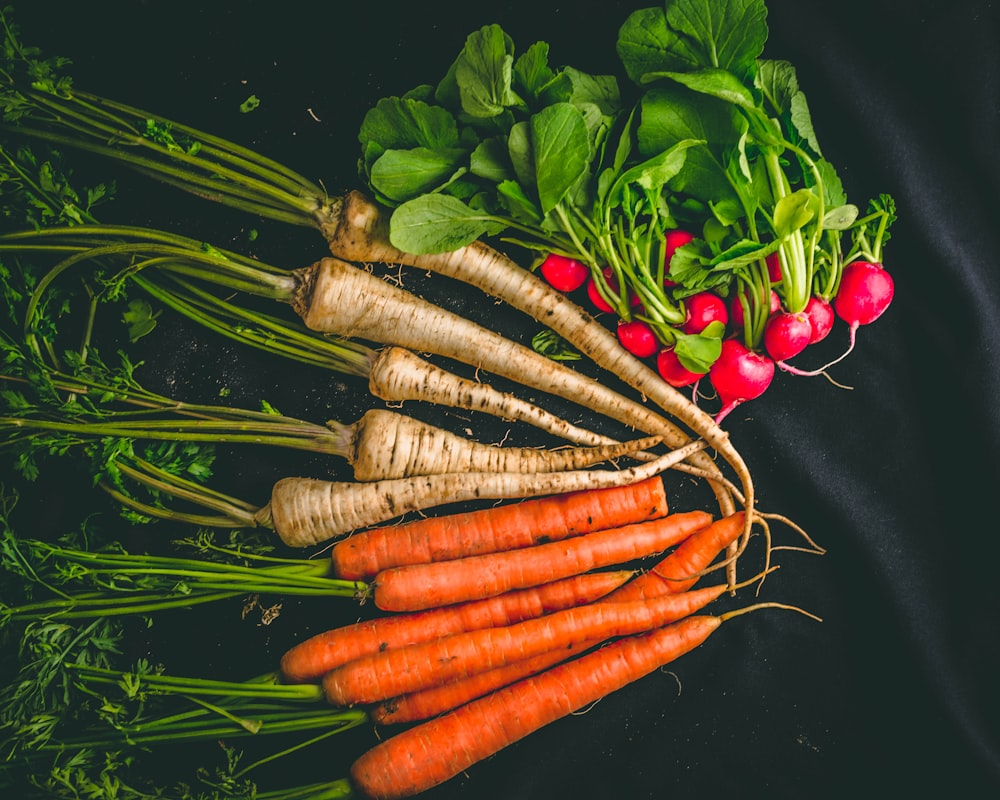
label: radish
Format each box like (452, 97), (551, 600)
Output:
(586, 273), (616, 313)
(763, 311), (813, 362)
(780, 262), (894, 376)
(617, 320), (659, 359)
(834, 261), (894, 327)
(587, 267), (641, 313)
(730, 288), (780, 330)
(765, 252), (783, 283)
(802, 296), (835, 344)
(709, 339), (775, 423)
(656, 347), (705, 388)
(663, 229), (695, 286)
(539, 254), (589, 293)
(682, 292), (728, 335)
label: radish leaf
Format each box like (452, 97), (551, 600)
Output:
(388, 194), (504, 254)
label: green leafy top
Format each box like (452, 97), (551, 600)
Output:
(357, 0), (894, 362)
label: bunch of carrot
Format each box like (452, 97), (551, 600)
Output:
(275, 477), (772, 799)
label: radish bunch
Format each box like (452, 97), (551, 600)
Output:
(342, 2), (900, 425)
(538, 236), (896, 423)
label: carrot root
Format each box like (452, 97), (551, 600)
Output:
(348, 614), (723, 800)
(329, 475), (670, 581)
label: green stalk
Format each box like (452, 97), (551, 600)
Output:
(1, 535), (364, 622)
(254, 780), (355, 800)
(132, 272), (375, 377)
(1, 86), (328, 228)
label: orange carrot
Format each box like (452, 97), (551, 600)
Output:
(329, 476), (669, 581)
(323, 583), (725, 706)
(371, 509), (712, 612)
(349, 614), (723, 799)
(369, 634), (604, 726)
(608, 511), (747, 602)
(279, 570), (632, 684)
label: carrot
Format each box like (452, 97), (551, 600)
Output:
(323, 583), (725, 706)
(258, 438), (706, 548)
(371, 509), (713, 612)
(279, 570), (632, 684)
(607, 511), (747, 602)
(369, 634), (604, 726)
(329, 475), (670, 581)
(348, 614), (723, 799)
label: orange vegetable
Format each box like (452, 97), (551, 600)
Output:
(329, 476), (669, 580)
(608, 511), (747, 602)
(323, 583), (725, 706)
(371, 509), (712, 612)
(369, 634), (604, 726)
(349, 614), (723, 799)
(279, 570), (632, 684)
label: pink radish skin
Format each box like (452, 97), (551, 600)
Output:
(656, 347), (706, 388)
(781, 262), (894, 377)
(663, 229), (695, 287)
(834, 261), (894, 327)
(586, 268), (641, 313)
(617, 320), (660, 358)
(764, 311), (813, 362)
(803, 296), (835, 344)
(682, 292), (729, 335)
(765, 252), (783, 283)
(709, 339), (775, 423)
(730, 288), (780, 330)
(540, 254), (589, 293)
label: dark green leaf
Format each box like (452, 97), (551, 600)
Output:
(368, 146), (468, 203)
(388, 194), (502, 254)
(531, 103), (591, 215)
(454, 25), (523, 118)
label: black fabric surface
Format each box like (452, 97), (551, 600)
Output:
(7, 1), (1000, 798)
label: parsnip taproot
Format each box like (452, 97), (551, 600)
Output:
(258, 440), (706, 548)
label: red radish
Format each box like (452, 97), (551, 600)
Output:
(617, 320), (659, 358)
(765, 252), (783, 283)
(730, 288), (780, 330)
(539, 254), (589, 293)
(586, 273), (615, 312)
(586, 268), (640, 313)
(709, 339), (775, 423)
(656, 347), (705, 388)
(763, 311), (813, 362)
(802, 296), (835, 344)
(682, 292), (728, 335)
(782, 262), (894, 377)
(834, 261), (894, 327)
(663, 229), (695, 286)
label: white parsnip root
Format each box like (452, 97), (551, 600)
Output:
(347, 409), (661, 480)
(293, 258), (706, 471)
(368, 346), (632, 452)
(258, 439), (708, 548)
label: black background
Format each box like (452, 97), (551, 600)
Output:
(5, 0), (1000, 798)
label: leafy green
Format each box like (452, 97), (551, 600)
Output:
(349, 0), (895, 359)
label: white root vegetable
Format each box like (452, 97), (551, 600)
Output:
(257, 439), (707, 548)
(367, 346), (633, 453)
(293, 258), (707, 473)
(320, 192), (752, 567)
(347, 409), (661, 480)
